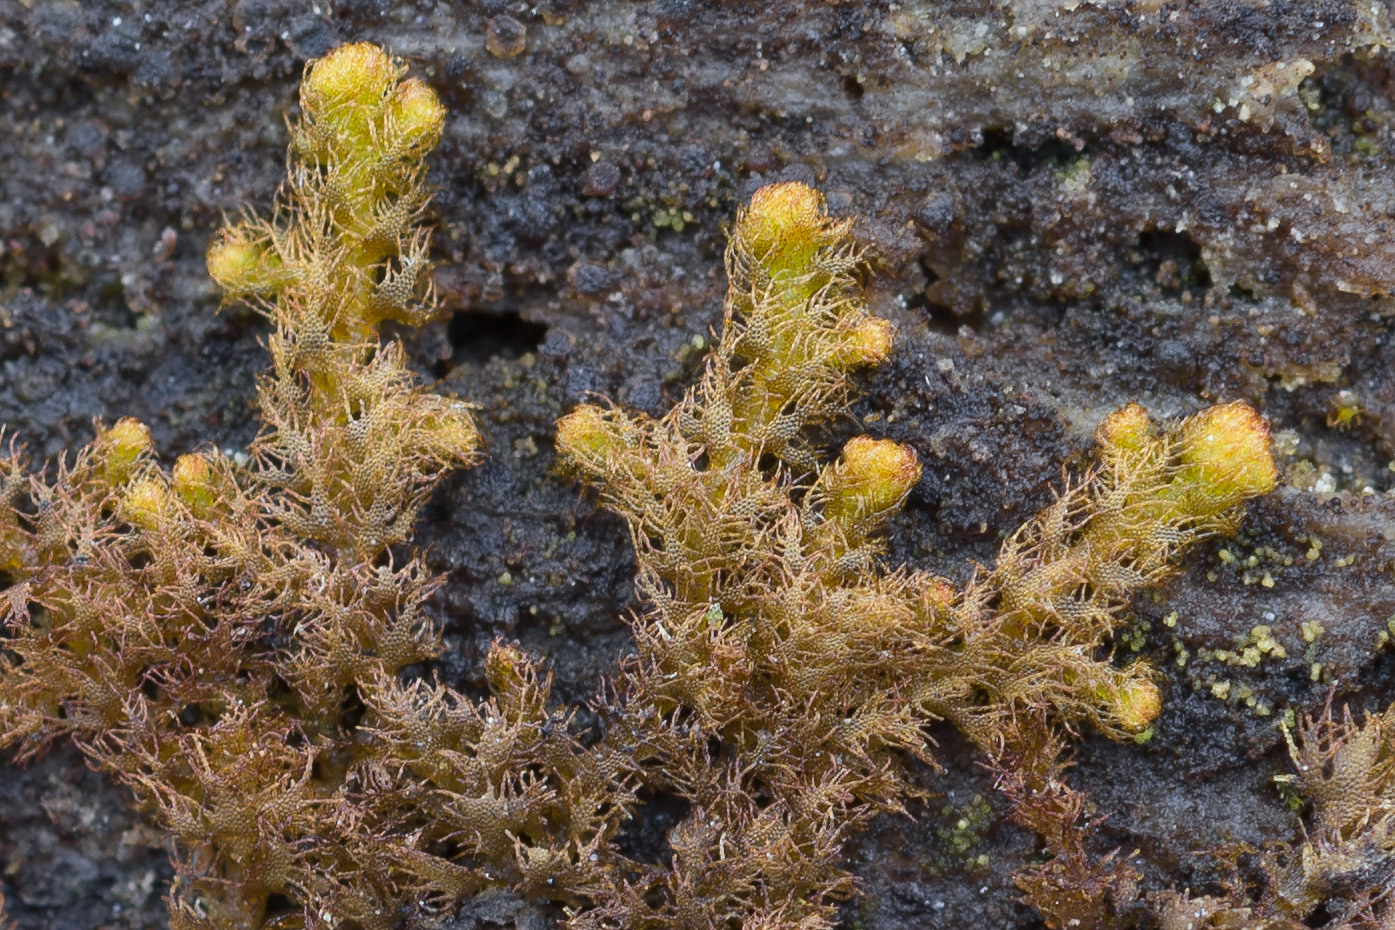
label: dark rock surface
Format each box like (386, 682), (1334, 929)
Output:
(1, 1), (1393, 927)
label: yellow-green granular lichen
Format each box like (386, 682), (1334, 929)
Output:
(1120, 616), (1151, 653)
(1207, 533), (1296, 588)
(652, 206), (695, 232)
(1383, 615), (1395, 650)
(1250, 625), (1286, 659)
(1200, 623), (1290, 672)
(932, 794), (996, 872)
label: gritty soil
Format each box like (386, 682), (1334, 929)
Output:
(1, 1), (1394, 928)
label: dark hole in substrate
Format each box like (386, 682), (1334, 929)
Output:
(1304, 901), (1334, 927)
(446, 309), (548, 367)
(1354, 647), (1395, 699)
(842, 73), (865, 100)
(1135, 228), (1213, 295)
(338, 683), (367, 731)
(94, 278), (139, 330)
(973, 127), (1082, 172)
(909, 289), (981, 336)
(264, 894), (298, 921)
(909, 255), (985, 334)
(615, 786), (692, 866)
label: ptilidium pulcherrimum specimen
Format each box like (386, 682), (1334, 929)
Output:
(1, 43), (484, 928)
(0, 42), (1284, 930)
(556, 181), (1278, 929)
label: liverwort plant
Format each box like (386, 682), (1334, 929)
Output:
(557, 181), (1277, 929)
(0, 43), (1282, 930)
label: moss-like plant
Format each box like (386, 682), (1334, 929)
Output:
(556, 181), (1277, 928)
(1143, 700), (1395, 930)
(1, 43), (1282, 930)
(0, 43), (481, 927)
(1007, 698), (1395, 930)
